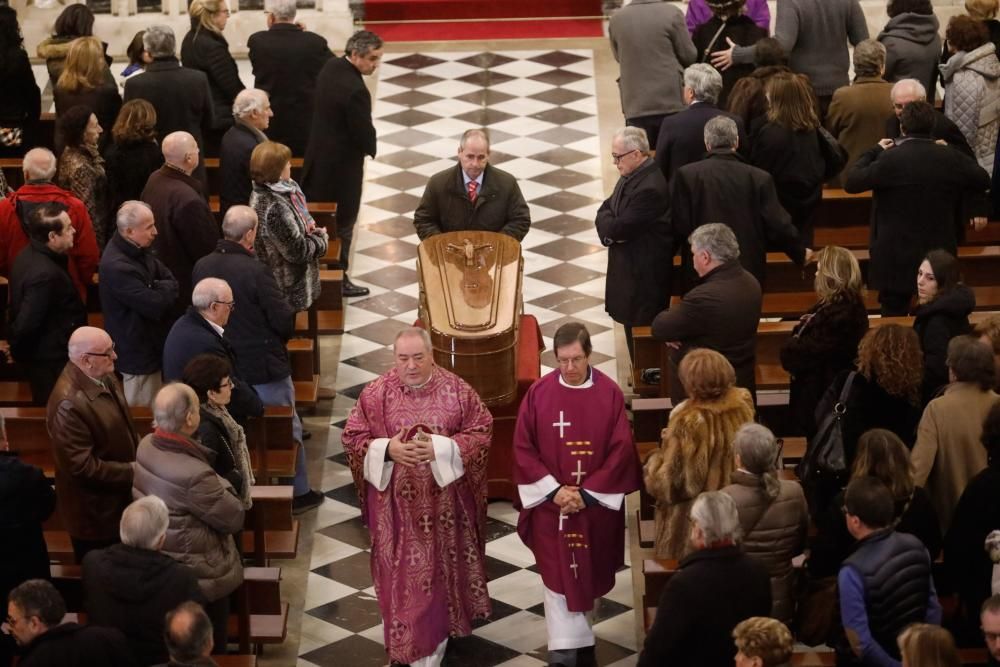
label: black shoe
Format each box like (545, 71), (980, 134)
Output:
(641, 368), (661, 385)
(342, 277), (370, 297)
(292, 489), (325, 513)
(302, 430), (312, 441)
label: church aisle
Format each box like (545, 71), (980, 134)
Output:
(302, 42), (638, 667)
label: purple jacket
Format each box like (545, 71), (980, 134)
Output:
(686, 0), (770, 34)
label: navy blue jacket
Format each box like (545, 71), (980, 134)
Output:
(219, 123), (264, 214)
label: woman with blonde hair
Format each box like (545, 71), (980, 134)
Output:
(750, 72), (827, 244)
(732, 617), (794, 667)
(643, 348), (755, 558)
(53, 36), (120, 153)
(181, 0), (244, 133)
(897, 623), (961, 667)
(104, 99), (163, 217)
(780, 245), (869, 437)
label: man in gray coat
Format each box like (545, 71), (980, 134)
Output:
(609, 0), (697, 147)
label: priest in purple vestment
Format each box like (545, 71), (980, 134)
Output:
(513, 322), (642, 667)
(342, 327), (493, 666)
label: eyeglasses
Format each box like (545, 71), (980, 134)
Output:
(556, 355), (587, 367)
(85, 342), (116, 358)
(611, 149), (638, 163)
(217, 379), (233, 390)
(213, 300), (236, 310)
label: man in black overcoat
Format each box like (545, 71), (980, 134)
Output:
(301, 29), (383, 298)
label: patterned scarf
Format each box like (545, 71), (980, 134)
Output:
(202, 403), (255, 510)
(267, 179), (316, 231)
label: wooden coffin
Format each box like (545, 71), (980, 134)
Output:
(417, 231), (523, 407)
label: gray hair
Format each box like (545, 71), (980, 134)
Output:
(394, 326), (432, 352)
(733, 423), (782, 500)
(264, 0), (296, 21)
(232, 88), (269, 120)
(704, 116), (739, 150)
(143, 25), (176, 58)
(120, 496), (169, 550)
(165, 601), (214, 662)
(459, 128), (490, 151)
(116, 200), (153, 233)
(890, 78), (927, 102)
(191, 277), (230, 311)
(22, 148), (57, 181)
(344, 29), (383, 57)
(684, 63), (723, 104)
(614, 126), (649, 153)
(153, 383), (198, 434)
(690, 491), (742, 545)
(853, 39), (886, 78)
(689, 223), (740, 263)
(221, 205), (258, 241)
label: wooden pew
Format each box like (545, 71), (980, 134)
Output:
(202, 157), (304, 202)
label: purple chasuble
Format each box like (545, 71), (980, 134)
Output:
(513, 368), (641, 612)
(342, 367), (493, 663)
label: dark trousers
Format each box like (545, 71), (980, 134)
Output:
(337, 220), (356, 273)
(623, 325), (635, 365)
(71, 536), (118, 564)
(28, 359), (67, 406)
(816, 94), (833, 124)
(626, 113), (668, 149)
(878, 289), (913, 316)
(205, 594), (231, 654)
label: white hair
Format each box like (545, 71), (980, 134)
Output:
(221, 205), (257, 241)
(120, 496), (169, 550)
(232, 88), (269, 120)
(116, 200), (153, 233)
(684, 63), (723, 104)
(691, 491), (742, 545)
(143, 25), (176, 58)
(689, 223), (740, 263)
(23, 148), (57, 181)
(704, 116), (738, 150)
(191, 278), (230, 311)
(264, 0), (296, 20)
(614, 126), (649, 153)
(890, 78), (926, 102)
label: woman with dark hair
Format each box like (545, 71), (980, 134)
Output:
(913, 249), (975, 403)
(182, 354), (254, 509)
(941, 15), (1000, 172)
(692, 0), (768, 108)
(56, 105), (110, 248)
(36, 3), (111, 87)
(749, 71), (826, 243)
(104, 99), (163, 216)
(53, 36), (121, 153)
(878, 0), (942, 96)
(119, 30), (150, 93)
(780, 246), (869, 437)
(809, 428), (941, 578)
(0, 7), (40, 160)
(181, 0), (244, 135)
(946, 401), (1000, 642)
(721, 424), (808, 623)
(643, 348), (755, 558)
(726, 37), (790, 128)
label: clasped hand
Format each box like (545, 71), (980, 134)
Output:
(387, 428), (436, 467)
(554, 485), (585, 514)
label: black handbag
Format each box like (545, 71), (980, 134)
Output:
(817, 127), (848, 181)
(796, 371), (857, 483)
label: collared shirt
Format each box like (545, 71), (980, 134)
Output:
(204, 317), (224, 337)
(462, 170), (484, 190)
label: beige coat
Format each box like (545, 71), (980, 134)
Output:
(824, 76), (895, 187)
(722, 470), (809, 623)
(643, 387), (755, 558)
(912, 382), (1000, 533)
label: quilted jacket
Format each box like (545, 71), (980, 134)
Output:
(941, 43), (1000, 173)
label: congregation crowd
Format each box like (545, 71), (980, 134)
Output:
(1, 0), (1000, 664)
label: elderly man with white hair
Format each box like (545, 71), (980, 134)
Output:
(884, 78), (974, 157)
(162, 277), (264, 423)
(220, 89), (273, 213)
(99, 200), (179, 407)
(133, 383), (245, 654)
(637, 491), (771, 667)
(248, 0), (332, 155)
(82, 496), (203, 666)
(47, 326), (139, 562)
(141, 131), (220, 320)
(0, 147), (98, 299)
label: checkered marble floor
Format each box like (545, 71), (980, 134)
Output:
(301, 47), (638, 666)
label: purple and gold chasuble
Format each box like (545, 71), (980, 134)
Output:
(342, 367), (493, 664)
(513, 368), (642, 612)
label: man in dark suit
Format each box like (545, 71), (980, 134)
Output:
(302, 29), (383, 298)
(248, 0), (332, 156)
(651, 223), (762, 402)
(655, 63), (747, 183)
(672, 115), (807, 292)
(413, 128), (531, 241)
(846, 101), (989, 315)
(884, 78), (974, 158)
(219, 89), (271, 214)
(595, 126), (671, 363)
(123, 25), (214, 188)
(141, 131), (220, 321)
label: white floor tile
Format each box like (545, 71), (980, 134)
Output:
(474, 610), (549, 653)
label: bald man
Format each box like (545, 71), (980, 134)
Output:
(47, 326), (139, 562)
(0, 147), (99, 299)
(141, 132), (220, 321)
(163, 602), (216, 665)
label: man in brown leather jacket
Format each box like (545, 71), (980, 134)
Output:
(46, 326), (139, 562)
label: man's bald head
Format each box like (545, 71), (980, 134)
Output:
(161, 132), (199, 172)
(68, 327), (112, 362)
(164, 601), (214, 662)
(153, 383), (199, 435)
(221, 205), (258, 243)
(22, 148), (57, 182)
